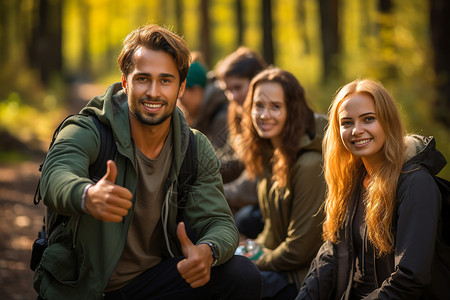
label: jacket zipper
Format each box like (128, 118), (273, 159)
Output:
(373, 246), (379, 288)
(362, 225), (367, 275)
(341, 189), (360, 300)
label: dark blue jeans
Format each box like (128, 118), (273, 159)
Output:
(261, 271), (298, 300)
(235, 204), (264, 239)
(102, 255), (262, 300)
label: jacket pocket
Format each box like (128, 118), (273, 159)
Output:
(34, 241), (86, 296)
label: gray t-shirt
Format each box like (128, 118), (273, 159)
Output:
(106, 128), (173, 291)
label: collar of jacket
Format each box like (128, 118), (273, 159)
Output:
(80, 82), (192, 177)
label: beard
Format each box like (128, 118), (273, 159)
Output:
(130, 96), (175, 126)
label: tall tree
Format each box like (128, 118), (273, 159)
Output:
(175, 0), (184, 35)
(378, 0), (392, 12)
(28, 0), (63, 85)
(0, 1), (8, 71)
(236, 0), (244, 46)
(318, 0), (339, 82)
(79, 1), (91, 79)
(430, 0), (450, 126)
(200, 0), (211, 66)
(262, 0), (274, 64)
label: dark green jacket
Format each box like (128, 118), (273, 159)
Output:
(34, 83), (239, 300)
(254, 114), (327, 290)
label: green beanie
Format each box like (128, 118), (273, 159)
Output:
(186, 61), (208, 88)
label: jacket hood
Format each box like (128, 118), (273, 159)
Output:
(297, 113), (328, 153)
(79, 82), (129, 147)
(403, 134), (447, 175)
(79, 82), (190, 171)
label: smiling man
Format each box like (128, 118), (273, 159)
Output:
(34, 24), (262, 300)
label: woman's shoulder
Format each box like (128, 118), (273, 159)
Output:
(294, 148), (322, 167)
(290, 150), (324, 183)
(397, 164), (440, 204)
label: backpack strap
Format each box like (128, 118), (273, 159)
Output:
(176, 129), (198, 224)
(88, 115), (117, 183)
(34, 114), (117, 205)
(33, 115), (74, 205)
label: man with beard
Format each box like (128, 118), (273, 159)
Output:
(33, 24), (262, 300)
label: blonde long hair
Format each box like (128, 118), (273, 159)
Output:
(322, 79), (405, 255)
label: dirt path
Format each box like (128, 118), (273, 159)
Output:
(0, 82), (105, 299)
(0, 160), (44, 299)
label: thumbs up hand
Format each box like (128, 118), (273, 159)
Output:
(85, 160), (133, 222)
(176, 222), (213, 288)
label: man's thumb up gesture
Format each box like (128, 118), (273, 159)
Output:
(85, 160), (132, 222)
(176, 222), (213, 288)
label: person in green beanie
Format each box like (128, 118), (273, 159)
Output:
(179, 58), (229, 149)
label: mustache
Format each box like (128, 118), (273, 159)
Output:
(139, 96), (168, 105)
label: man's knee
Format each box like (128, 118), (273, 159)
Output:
(213, 255), (262, 298)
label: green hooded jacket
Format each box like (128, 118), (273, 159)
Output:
(254, 114), (327, 290)
(34, 82), (239, 300)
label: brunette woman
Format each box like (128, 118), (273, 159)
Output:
(241, 67), (327, 299)
(298, 79), (449, 299)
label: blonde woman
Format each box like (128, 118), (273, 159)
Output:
(297, 79), (449, 299)
(241, 67), (327, 299)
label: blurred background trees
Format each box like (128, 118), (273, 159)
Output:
(0, 0), (448, 178)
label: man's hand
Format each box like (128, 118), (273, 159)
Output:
(176, 222), (213, 288)
(85, 160), (133, 222)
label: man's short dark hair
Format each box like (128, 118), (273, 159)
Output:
(118, 24), (191, 83)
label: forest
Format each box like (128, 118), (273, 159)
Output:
(0, 0), (449, 179)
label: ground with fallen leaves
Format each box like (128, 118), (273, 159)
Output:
(0, 160), (44, 299)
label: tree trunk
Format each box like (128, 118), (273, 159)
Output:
(28, 0), (63, 86)
(318, 0), (339, 82)
(79, 0), (91, 79)
(378, 0), (392, 12)
(236, 0), (244, 46)
(175, 0), (184, 35)
(200, 0), (211, 67)
(430, 0), (450, 126)
(262, 0), (274, 65)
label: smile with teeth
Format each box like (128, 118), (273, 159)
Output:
(143, 103), (163, 108)
(353, 138), (371, 145)
(258, 122), (274, 130)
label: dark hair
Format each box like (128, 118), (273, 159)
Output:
(242, 67), (315, 187)
(215, 47), (267, 81)
(118, 24), (191, 83)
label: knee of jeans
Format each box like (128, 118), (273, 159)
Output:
(231, 256), (262, 286)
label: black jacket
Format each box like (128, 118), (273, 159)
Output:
(297, 135), (449, 300)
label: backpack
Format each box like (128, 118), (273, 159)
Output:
(433, 175), (450, 275)
(30, 113), (197, 271)
(435, 176), (450, 246)
(430, 175), (450, 298)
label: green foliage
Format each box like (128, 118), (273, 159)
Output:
(0, 92), (65, 152)
(0, 151), (30, 164)
(0, 0), (448, 178)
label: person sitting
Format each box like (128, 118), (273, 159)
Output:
(33, 24), (262, 300)
(240, 67), (327, 299)
(178, 59), (229, 149)
(297, 79), (449, 300)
